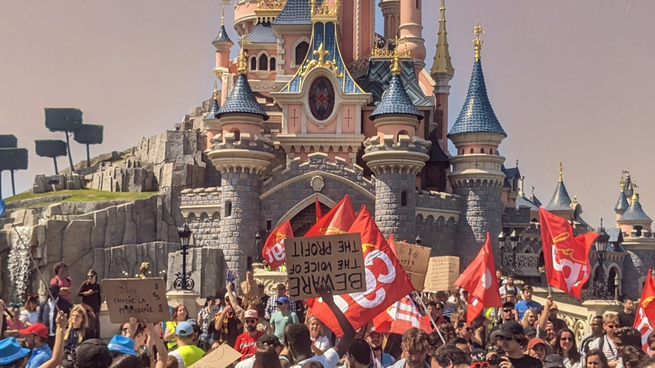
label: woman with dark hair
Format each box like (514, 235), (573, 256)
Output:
(253, 343), (282, 368)
(78, 270), (101, 337)
(620, 346), (647, 368)
(164, 305), (189, 350)
(586, 349), (610, 368)
(50, 262), (73, 304)
(554, 328), (582, 368)
(19, 296), (39, 328)
(108, 354), (144, 368)
(197, 296), (215, 349)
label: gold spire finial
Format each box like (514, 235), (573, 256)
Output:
(213, 79), (219, 100)
(473, 20), (485, 62)
(431, 0), (454, 75)
(558, 162), (563, 183)
(620, 176), (625, 190)
(237, 35), (249, 74)
(632, 180), (639, 202)
(390, 54), (402, 75)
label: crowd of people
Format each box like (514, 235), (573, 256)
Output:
(1, 264), (655, 368)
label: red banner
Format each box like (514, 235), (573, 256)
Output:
(305, 195), (355, 237)
(634, 270), (655, 354)
(262, 221), (294, 270)
(372, 295), (431, 334)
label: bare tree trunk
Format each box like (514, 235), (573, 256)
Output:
(86, 144), (91, 168)
(10, 170), (16, 196)
(65, 131), (75, 172)
(53, 157), (59, 175)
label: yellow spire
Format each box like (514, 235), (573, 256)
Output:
(237, 35), (249, 74)
(473, 20), (485, 62)
(632, 179), (639, 202)
(213, 79), (219, 100)
(390, 54), (402, 75)
(558, 162), (563, 183)
(620, 176), (625, 190)
(221, 4), (225, 25)
(431, 0), (454, 75)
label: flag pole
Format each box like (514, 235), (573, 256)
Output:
(8, 219), (59, 312)
(412, 290), (446, 344)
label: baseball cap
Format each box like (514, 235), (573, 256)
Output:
(0, 337), (30, 365)
(492, 321), (524, 339)
(524, 326), (537, 337)
(258, 334), (281, 347)
(18, 323), (48, 339)
(277, 296), (290, 304)
(527, 338), (547, 350)
(550, 302), (559, 311)
(75, 339), (112, 368)
(176, 321), (195, 337)
(245, 309), (259, 319)
(544, 354), (565, 368)
(107, 335), (138, 357)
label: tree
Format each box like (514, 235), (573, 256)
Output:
(73, 124), (104, 168)
(0, 135), (18, 148)
(0, 147), (28, 197)
(35, 140), (67, 175)
(45, 108), (83, 172)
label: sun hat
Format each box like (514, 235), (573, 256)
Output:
(107, 335), (138, 357)
(0, 337), (30, 365)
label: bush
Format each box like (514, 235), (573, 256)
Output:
(35, 140), (67, 158)
(0, 148), (28, 171)
(45, 108), (83, 132)
(74, 124), (104, 145)
(0, 135), (17, 148)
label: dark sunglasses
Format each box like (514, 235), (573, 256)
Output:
(472, 362), (490, 368)
(245, 319), (258, 324)
(561, 337), (573, 341)
(121, 328), (129, 332)
(606, 324), (617, 329)
(498, 336), (513, 341)
(502, 309), (513, 313)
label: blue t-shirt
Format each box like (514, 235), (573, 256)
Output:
(27, 344), (53, 368)
(515, 300), (542, 320)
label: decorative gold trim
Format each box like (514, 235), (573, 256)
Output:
(473, 20), (485, 62)
(372, 36), (410, 58)
(299, 43), (343, 78)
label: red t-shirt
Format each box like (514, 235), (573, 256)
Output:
(50, 276), (73, 304)
(234, 331), (264, 360)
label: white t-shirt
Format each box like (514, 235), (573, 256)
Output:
(235, 356), (255, 368)
(312, 336), (331, 352)
(499, 285), (520, 296)
(293, 348), (340, 368)
(20, 310), (38, 325)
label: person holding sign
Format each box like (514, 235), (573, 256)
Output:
(270, 297), (298, 344)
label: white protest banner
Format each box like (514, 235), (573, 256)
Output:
(423, 256), (460, 292)
(285, 233), (366, 301)
(188, 343), (242, 368)
(395, 242), (432, 290)
(102, 278), (169, 323)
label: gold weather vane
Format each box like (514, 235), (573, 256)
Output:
(558, 162), (563, 182)
(237, 35), (249, 74)
(473, 21), (484, 62)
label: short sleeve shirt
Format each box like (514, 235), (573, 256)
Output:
(293, 348), (341, 368)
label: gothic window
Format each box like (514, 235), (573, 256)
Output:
(470, 148), (474, 154)
(270, 57), (276, 71)
(259, 54), (269, 71)
(481, 148), (485, 153)
(490, 149), (494, 154)
(225, 200), (232, 217)
(397, 130), (409, 141)
(250, 57), (257, 71)
(308, 76), (335, 121)
(401, 191), (408, 207)
(295, 41), (309, 66)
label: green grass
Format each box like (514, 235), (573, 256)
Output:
(4, 189), (157, 207)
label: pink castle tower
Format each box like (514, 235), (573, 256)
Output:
(399, 0), (426, 73)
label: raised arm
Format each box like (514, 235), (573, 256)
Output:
(318, 285), (355, 358)
(227, 282), (244, 314)
(145, 320), (168, 368)
(39, 311), (68, 368)
(539, 295), (553, 331)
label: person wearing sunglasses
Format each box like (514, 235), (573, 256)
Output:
(77, 270), (101, 337)
(489, 321), (541, 368)
(234, 310), (265, 360)
(585, 314), (620, 368)
(553, 328), (582, 368)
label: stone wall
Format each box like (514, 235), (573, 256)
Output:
(374, 170), (418, 242)
(417, 215), (458, 256)
(166, 247), (224, 297)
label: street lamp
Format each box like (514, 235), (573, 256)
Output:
(173, 221), (194, 291)
(586, 226), (612, 300)
(255, 232), (262, 263)
(497, 229), (523, 278)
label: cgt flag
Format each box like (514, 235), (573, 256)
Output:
(372, 295), (431, 335)
(539, 208), (597, 299)
(634, 270), (655, 354)
(309, 206), (413, 336)
(305, 195), (355, 237)
(262, 221), (294, 270)
(454, 232), (502, 324)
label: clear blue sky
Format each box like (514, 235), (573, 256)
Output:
(0, 0), (653, 227)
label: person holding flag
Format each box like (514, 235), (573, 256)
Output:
(633, 270), (655, 354)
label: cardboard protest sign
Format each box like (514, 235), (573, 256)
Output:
(285, 233), (366, 301)
(395, 242), (431, 290)
(423, 256), (460, 292)
(102, 278), (169, 323)
(188, 343), (242, 368)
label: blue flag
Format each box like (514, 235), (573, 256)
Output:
(0, 199), (5, 217)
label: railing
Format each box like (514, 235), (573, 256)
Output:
(502, 252), (541, 277)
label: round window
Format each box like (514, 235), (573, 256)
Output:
(308, 76), (335, 121)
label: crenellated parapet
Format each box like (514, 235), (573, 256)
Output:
(207, 132), (275, 175)
(363, 134), (430, 175)
(415, 190), (461, 224)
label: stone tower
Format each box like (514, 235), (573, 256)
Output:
(206, 48), (274, 281)
(364, 55), (430, 242)
(379, 0), (400, 40)
(448, 23), (506, 267)
(430, 0), (454, 152)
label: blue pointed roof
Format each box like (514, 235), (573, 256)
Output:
(203, 98), (220, 120)
(545, 181), (573, 212)
(618, 195), (652, 223)
(213, 24), (232, 43)
(614, 191), (629, 213)
(216, 74), (269, 120)
(448, 60), (506, 137)
(247, 22), (276, 43)
(370, 74), (423, 120)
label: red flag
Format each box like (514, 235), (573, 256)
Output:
(372, 295), (431, 334)
(454, 233), (502, 324)
(315, 197), (323, 222)
(388, 233), (397, 256)
(634, 271), (655, 354)
(261, 221), (294, 270)
(309, 206), (414, 336)
(304, 195), (355, 237)
(539, 208), (597, 299)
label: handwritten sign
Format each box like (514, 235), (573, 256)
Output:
(285, 233), (366, 301)
(189, 343), (242, 368)
(102, 278), (169, 323)
(423, 256), (460, 292)
(395, 242), (431, 290)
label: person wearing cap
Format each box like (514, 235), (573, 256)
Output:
(107, 334), (138, 357)
(19, 323), (51, 368)
(489, 321), (541, 368)
(367, 329), (395, 367)
(234, 310), (265, 360)
(265, 284), (297, 320)
(515, 285), (541, 321)
(489, 302), (519, 337)
(527, 338), (549, 361)
(539, 296), (567, 337)
(270, 296), (298, 344)
(544, 354), (566, 368)
(73, 339), (113, 368)
(168, 320), (204, 368)
(235, 334), (284, 368)
(1, 311), (68, 368)
(215, 283), (244, 348)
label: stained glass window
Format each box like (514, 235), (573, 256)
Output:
(309, 76), (335, 121)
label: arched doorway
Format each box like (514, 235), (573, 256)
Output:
(289, 202), (332, 236)
(608, 267), (617, 298)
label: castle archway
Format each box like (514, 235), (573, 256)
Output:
(289, 201), (333, 236)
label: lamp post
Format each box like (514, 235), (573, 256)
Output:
(255, 232), (262, 263)
(415, 235), (421, 245)
(586, 227), (612, 300)
(173, 221), (194, 291)
(497, 229), (523, 278)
